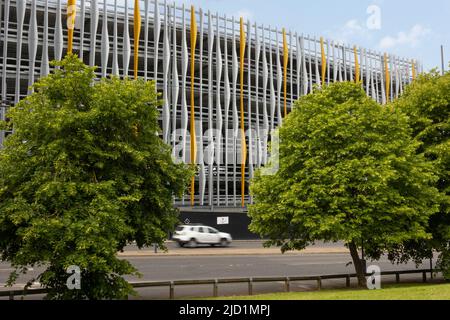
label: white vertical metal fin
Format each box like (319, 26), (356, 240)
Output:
(296, 33), (301, 98)
(181, 5), (189, 165)
(338, 44), (344, 82)
(350, 46), (355, 83)
(162, 2), (171, 143)
(269, 29), (276, 131)
(15, 0), (27, 104)
(407, 59), (412, 84)
(351, 46), (356, 82)
(362, 48), (367, 94)
(76, 0), (86, 61)
(366, 50), (370, 93)
(262, 26), (269, 165)
(112, 0), (119, 76)
(89, 0), (99, 67)
(143, 0), (149, 80)
(254, 24), (261, 168)
(307, 37), (313, 93)
(40, 0), (50, 77)
(380, 52), (386, 105)
(300, 36), (308, 95)
(289, 31), (293, 103)
(1, 0), (10, 103)
(326, 39), (330, 85)
(399, 57), (404, 96)
(373, 53), (380, 103)
(101, 0), (110, 78)
(275, 30), (282, 127)
(397, 57), (403, 97)
(28, 0), (38, 93)
(231, 19), (239, 206)
(79, 0), (86, 60)
(215, 15), (223, 205)
(198, 9), (206, 206)
(388, 55), (395, 101)
(314, 37), (320, 87)
(360, 47), (364, 87)
(207, 11), (215, 206)
(395, 57), (400, 99)
(171, 3), (179, 157)
(0, 0), (7, 145)
(399, 58), (404, 95)
(54, 0), (63, 62)
(407, 59), (411, 87)
(123, 0), (130, 77)
(246, 21), (254, 187)
(341, 45), (346, 81)
(332, 41), (337, 82)
(340, 44), (344, 82)
(223, 15), (231, 206)
(154, 0), (161, 81)
(369, 50), (376, 100)
(365, 49), (371, 96)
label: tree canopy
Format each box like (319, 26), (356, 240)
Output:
(391, 70), (450, 277)
(249, 82), (440, 286)
(0, 55), (193, 299)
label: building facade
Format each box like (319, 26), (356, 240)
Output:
(0, 0), (421, 210)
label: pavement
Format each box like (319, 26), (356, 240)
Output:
(118, 240), (349, 257)
(118, 240), (348, 258)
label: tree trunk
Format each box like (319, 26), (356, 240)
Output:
(349, 241), (366, 288)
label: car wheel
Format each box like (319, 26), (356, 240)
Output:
(177, 242), (185, 248)
(188, 239), (197, 248)
(220, 239), (229, 247)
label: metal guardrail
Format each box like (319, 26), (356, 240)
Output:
(0, 269), (437, 300)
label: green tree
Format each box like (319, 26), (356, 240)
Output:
(0, 55), (193, 299)
(390, 70), (450, 277)
(249, 82), (439, 287)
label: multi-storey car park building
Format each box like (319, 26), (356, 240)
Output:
(0, 0), (422, 236)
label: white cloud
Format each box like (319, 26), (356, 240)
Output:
(235, 9), (254, 22)
(378, 24), (431, 49)
(325, 19), (371, 45)
(345, 19), (365, 33)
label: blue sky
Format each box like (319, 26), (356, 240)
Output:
(170, 0), (449, 71)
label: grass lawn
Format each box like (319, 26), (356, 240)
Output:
(209, 283), (450, 300)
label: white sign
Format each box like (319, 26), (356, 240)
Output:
(217, 217), (229, 225)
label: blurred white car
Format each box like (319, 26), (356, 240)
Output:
(172, 225), (232, 248)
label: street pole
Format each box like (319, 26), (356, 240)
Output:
(441, 45), (445, 75)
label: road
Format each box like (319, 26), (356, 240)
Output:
(0, 241), (348, 287)
(0, 241), (439, 299)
